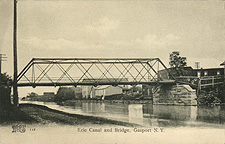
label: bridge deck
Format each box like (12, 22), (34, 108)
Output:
(17, 80), (176, 87)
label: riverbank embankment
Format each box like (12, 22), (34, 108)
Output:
(0, 103), (138, 127)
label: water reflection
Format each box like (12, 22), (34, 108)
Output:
(197, 106), (225, 124)
(21, 100), (225, 127)
(128, 105), (143, 125)
(190, 106), (197, 121)
(82, 103), (105, 113)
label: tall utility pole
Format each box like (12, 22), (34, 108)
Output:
(13, 0), (18, 107)
(0, 54), (7, 86)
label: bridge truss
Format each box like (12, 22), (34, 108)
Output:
(17, 58), (175, 87)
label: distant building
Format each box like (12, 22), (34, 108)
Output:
(27, 92), (38, 97)
(159, 66), (224, 78)
(40, 92), (55, 101)
(193, 68), (224, 77)
(158, 67), (194, 80)
(70, 87), (82, 99)
(82, 78), (128, 99)
(43, 92), (55, 97)
(24, 92), (55, 101)
(142, 85), (153, 97)
(24, 92), (38, 101)
(90, 85), (124, 98)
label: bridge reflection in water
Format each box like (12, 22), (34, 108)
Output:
(22, 101), (225, 127)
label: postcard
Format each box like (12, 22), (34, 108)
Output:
(0, 0), (225, 144)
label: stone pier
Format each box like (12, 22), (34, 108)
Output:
(153, 84), (197, 105)
(142, 84), (197, 105)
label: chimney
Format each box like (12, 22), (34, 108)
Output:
(195, 62), (200, 69)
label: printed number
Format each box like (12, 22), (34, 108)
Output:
(12, 125), (26, 133)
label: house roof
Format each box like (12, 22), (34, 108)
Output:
(220, 61), (225, 66)
(82, 78), (128, 83)
(159, 66), (193, 72)
(95, 85), (111, 90)
(95, 85), (124, 90)
(193, 67), (224, 71)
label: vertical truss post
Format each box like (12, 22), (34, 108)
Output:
(157, 58), (175, 80)
(32, 64), (35, 84)
(157, 60), (159, 81)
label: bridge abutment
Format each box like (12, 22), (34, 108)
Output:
(150, 84), (197, 105)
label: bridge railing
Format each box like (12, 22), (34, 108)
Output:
(199, 76), (224, 88)
(175, 75), (225, 89)
(175, 76), (200, 86)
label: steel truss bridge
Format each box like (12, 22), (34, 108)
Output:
(17, 58), (175, 87)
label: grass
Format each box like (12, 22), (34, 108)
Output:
(0, 104), (138, 127)
(0, 106), (36, 125)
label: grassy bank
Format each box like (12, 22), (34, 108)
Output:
(0, 104), (137, 127)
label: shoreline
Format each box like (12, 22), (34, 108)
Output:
(0, 103), (139, 127)
(32, 99), (225, 106)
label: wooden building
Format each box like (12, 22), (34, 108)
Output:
(90, 85), (124, 98)
(158, 67), (194, 80)
(193, 68), (224, 77)
(159, 66), (224, 79)
(82, 78), (128, 99)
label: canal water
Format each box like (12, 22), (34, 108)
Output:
(20, 100), (225, 128)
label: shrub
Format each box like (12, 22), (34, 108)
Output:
(55, 87), (81, 102)
(0, 73), (12, 108)
(197, 90), (221, 105)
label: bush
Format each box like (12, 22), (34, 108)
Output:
(217, 84), (225, 103)
(197, 90), (221, 105)
(0, 73), (12, 109)
(55, 87), (82, 102)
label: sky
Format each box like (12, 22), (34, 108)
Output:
(0, 0), (225, 97)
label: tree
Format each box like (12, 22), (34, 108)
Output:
(0, 73), (12, 108)
(169, 51), (187, 68)
(55, 87), (76, 102)
(169, 51), (187, 77)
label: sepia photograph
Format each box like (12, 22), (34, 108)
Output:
(0, 0), (225, 143)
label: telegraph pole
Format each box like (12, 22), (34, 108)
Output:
(0, 54), (7, 86)
(13, 0), (18, 107)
